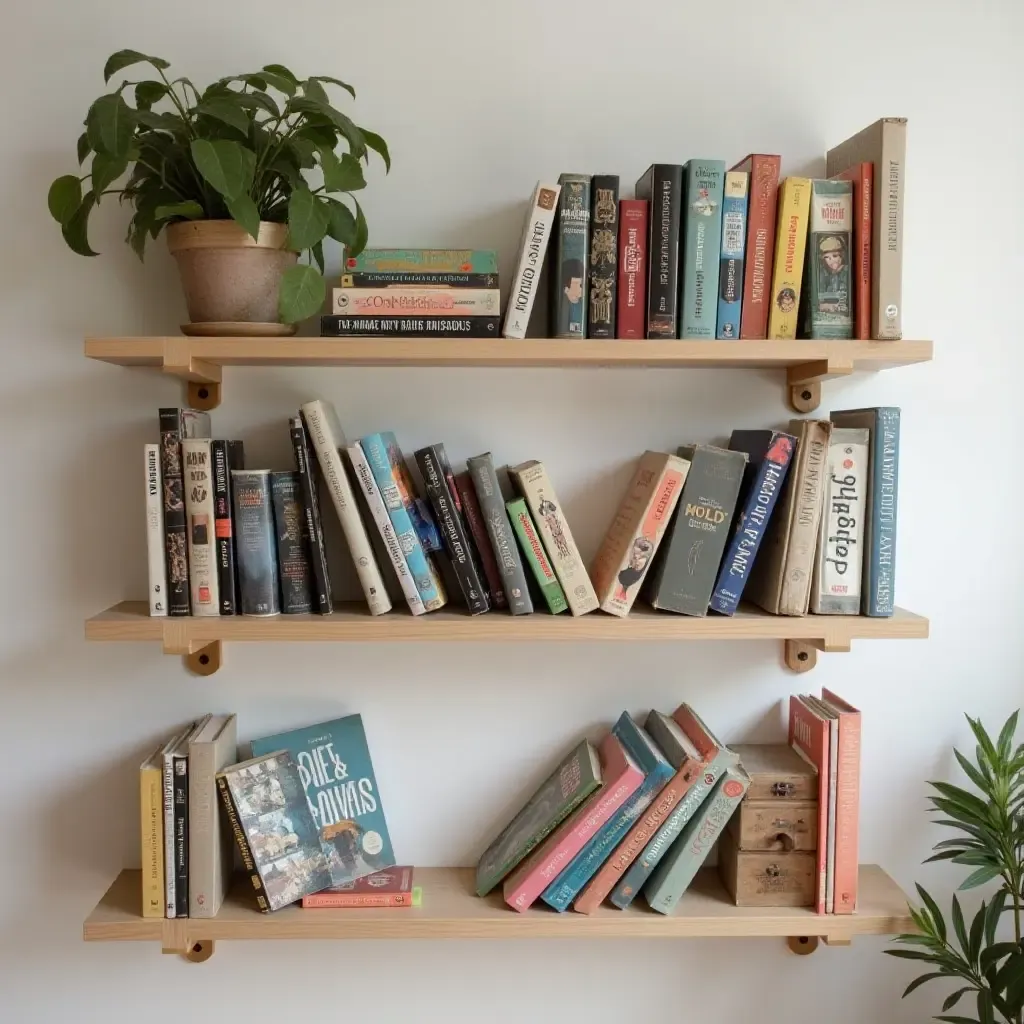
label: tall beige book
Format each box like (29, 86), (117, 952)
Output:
(509, 460), (598, 616)
(825, 118), (906, 340)
(139, 742), (166, 919)
(590, 450), (690, 617)
(746, 419), (831, 616)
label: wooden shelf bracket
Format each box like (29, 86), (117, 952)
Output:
(161, 338), (222, 410)
(160, 622), (223, 675)
(787, 935), (820, 955)
(783, 635), (854, 673)
(786, 356), (856, 413)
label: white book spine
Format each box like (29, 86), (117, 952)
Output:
(300, 401), (392, 616)
(181, 439), (220, 616)
(144, 444), (168, 617)
(502, 181), (562, 339)
(162, 752), (176, 918)
(347, 443), (425, 616)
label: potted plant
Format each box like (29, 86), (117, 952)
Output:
(47, 50), (390, 331)
(887, 711), (1024, 1024)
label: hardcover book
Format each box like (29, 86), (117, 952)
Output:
(342, 271), (498, 288)
(716, 170), (749, 339)
(507, 496), (567, 614)
(231, 469), (280, 616)
(182, 438), (219, 616)
(616, 199), (648, 339)
(789, 695), (831, 914)
(321, 315), (500, 338)
(680, 159), (726, 339)
(144, 444), (167, 617)
(251, 713), (395, 887)
(731, 154), (781, 339)
(289, 417), (332, 614)
(344, 249), (499, 274)
(160, 724), (191, 918)
(804, 179), (854, 339)
(303, 865), (415, 908)
(635, 164), (683, 337)
(766, 177), (812, 339)
(503, 181), (561, 339)
(551, 174), (591, 338)
(380, 432), (443, 553)
(454, 471), (506, 609)
(587, 174), (619, 339)
(140, 740), (168, 918)
(270, 472), (313, 614)
(212, 439), (245, 616)
(333, 288), (500, 317)
(831, 162), (873, 340)
(820, 689), (862, 914)
(804, 696), (839, 913)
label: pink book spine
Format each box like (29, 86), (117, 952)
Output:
(823, 689), (861, 915)
(789, 695), (830, 915)
(503, 733), (643, 913)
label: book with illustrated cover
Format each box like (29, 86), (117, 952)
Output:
(730, 154), (780, 339)
(182, 439), (219, 616)
(144, 444), (167, 616)
(231, 470), (280, 616)
(303, 865), (415, 908)
(680, 159), (726, 339)
(270, 472), (313, 615)
(830, 162), (873, 340)
(212, 439), (245, 616)
(766, 177), (812, 339)
(380, 432), (443, 554)
(551, 174), (591, 338)
(503, 181), (561, 339)
(804, 179), (854, 339)
(507, 496), (567, 614)
(454, 471), (506, 609)
(290, 417), (332, 614)
(344, 249), (498, 274)
(587, 175), (619, 339)
(635, 164), (683, 337)
(616, 199), (648, 339)
(716, 170), (748, 339)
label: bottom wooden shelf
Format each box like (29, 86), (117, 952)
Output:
(84, 865), (912, 954)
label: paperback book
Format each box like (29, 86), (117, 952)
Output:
(587, 174), (619, 339)
(503, 181), (561, 339)
(551, 174), (591, 338)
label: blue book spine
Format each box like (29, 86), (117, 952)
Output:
(378, 431), (443, 554)
(868, 408), (900, 616)
(540, 713), (673, 911)
(709, 431), (796, 616)
(715, 171), (749, 339)
(680, 160), (726, 339)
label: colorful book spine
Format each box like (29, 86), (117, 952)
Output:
(303, 866), (416, 908)
(680, 159), (726, 339)
(344, 249), (499, 274)
(320, 315), (500, 338)
(231, 470), (281, 616)
(616, 200), (648, 339)
(716, 170), (749, 339)
(144, 444), (167, 616)
(731, 154), (781, 339)
(766, 177), (812, 340)
(804, 179), (854, 339)
(214, 774), (266, 912)
(507, 497), (567, 614)
(789, 695), (830, 914)
(380, 432), (443, 553)
(333, 288), (501, 317)
(551, 174), (591, 338)
(181, 438), (219, 616)
(341, 271), (498, 288)
(454, 471), (506, 609)
(290, 417), (332, 614)
(503, 181), (561, 339)
(587, 174), (619, 339)
(635, 164), (683, 337)
(172, 752), (189, 918)
(831, 162), (873, 340)
(822, 689), (862, 914)
(269, 471), (313, 614)
(211, 440), (244, 616)
(140, 750), (165, 918)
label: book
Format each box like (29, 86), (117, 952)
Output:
(415, 443), (490, 614)
(211, 440), (244, 615)
(454, 471), (506, 609)
(680, 159), (726, 339)
(766, 177), (812, 339)
(709, 429), (797, 616)
(321, 315), (500, 338)
(731, 154), (781, 339)
(159, 408), (211, 615)
(475, 738), (602, 897)
(188, 713), (237, 918)
(170, 718), (210, 918)
(645, 445), (747, 616)
(361, 432), (446, 611)
(509, 460), (598, 616)
(587, 174), (619, 338)
(467, 453), (533, 615)
(181, 438), (219, 616)
(251, 713), (396, 887)
(810, 427), (870, 614)
(590, 450), (690, 617)
(789, 694), (830, 914)
(347, 442), (427, 615)
(270, 471), (314, 614)
(716, 170), (749, 339)
(541, 713), (674, 911)
(300, 400), (392, 616)
(503, 732), (643, 912)
(551, 173), (591, 338)
(825, 118), (906, 339)
(820, 689), (862, 914)
(804, 696), (840, 914)
(161, 725), (190, 918)
(507, 497), (567, 614)
(830, 408), (901, 616)
(380, 432), (442, 553)
(344, 249), (499, 274)
(804, 179), (854, 339)
(831, 162), (873, 340)
(342, 271), (498, 288)
(502, 181), (561, 339)
(616, 199), (648, 339)
(231, 470), (281, 616)
(332, 288), (500, 317)
(217, 751), (335, 912)
(635, 164), (683, 337)
(140, 740), (167, 918)
(144, 444), (167, 616)
(289, 417), (332, 614)
(302, 866), (415, 908)
(746, 419), (832, 616)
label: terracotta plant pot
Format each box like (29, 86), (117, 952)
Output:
(166, 220), (297, 324)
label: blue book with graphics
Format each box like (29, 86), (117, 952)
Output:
(250, 713), (395, 887)
(540, 712), (673, 911)
(709, 429), (797, 616)
(680, 159), (726, 339)
(715, 170), (749, 339)
(830, 407), (901, 616)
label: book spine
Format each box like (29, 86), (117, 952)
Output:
(766, 178), (812, 339)
(345, 248), (499, 273)
(736, 155), (781, 339)
(270, 472), (314, 614)
(211, 441), (239, 615)
(333, 287), (501, 316)
(347, 444), (426, 615)
(503, 182), (560, 338)
(616, 200), (648, 339)
(144, 444), (168, 616)
(507, 497), (567, 614)
(789, 696), (830, 914)
(832, 163), (872, 340)
(826, 700), (861, 914)
(680, 160), (726, 339)
(231, 471), (281, 616)
(710, 433), (796, 615)
(415, 445), (490, 614)
(805, 180), (854, 339)
(173, 754), (189, 918)
(162, 753), (176, 917)
(289, 420), (332, 614)
(875, 122), (905, 339)
(381, 433), (443, 553)
(825, 716), (839, 912)
(867, 408), (900, 616)
(320, 315), (500, 337)
(302, 890), (413, 908)
(716, 170), (749, 339)
(140, 763), (165, 918)
(454, 472), (506, 609)
(159, 410), (191, 616)
(551, 174), (591, 338)
(342, 271), (498, 287)
(636, 165), (683, 338)
(586, 174), (619, 339)
(188, 740), (215, 918)
(216, 775), (270, 913)
(181, 439), (219, 616)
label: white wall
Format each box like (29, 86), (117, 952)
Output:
(2, 0), (1022, 1019)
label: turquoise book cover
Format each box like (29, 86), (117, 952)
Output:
(680, 160), (726, 339)
(716, 170), (749, 339)
(551, 174), (591, 338)
(251, 714), (395, 887)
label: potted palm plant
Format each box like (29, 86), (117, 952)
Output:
(47, 50), (390, 331)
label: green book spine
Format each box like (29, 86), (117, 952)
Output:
(507, 497), (568, 614)
(804, 180), (854, 339)
(680, 160), (726, 339)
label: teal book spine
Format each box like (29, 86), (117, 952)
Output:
(551, 174), (591, 338)
(867, 408), (900, 617)
(540, 713), (673, 911)
(345, 249), (498, 273)
(680, 160), (726, 339)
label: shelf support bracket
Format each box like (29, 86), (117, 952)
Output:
(161, 623), (223, 675)
(786, 357), (855, 413)
(784, 636), (853, 673)
(162, 924), (215, 962)
(161, 338), (222, 410)
(787, 935), (820, 955)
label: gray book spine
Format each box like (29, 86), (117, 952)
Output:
(231, 470), (280, 616)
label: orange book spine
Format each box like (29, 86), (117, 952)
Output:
(302, 891), (413, 908)
(789, 696), (829, 914)
(832, 162), (872, 339)
(822, 689), (861, 914)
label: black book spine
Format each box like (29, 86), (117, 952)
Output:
(289, 417), (333, 614)
(159, 409), (190, 616)
(211, 440), (244, 615)
(635, 164), (683, 338)
(173, 754), (189, 917)
(341, 271), (498, 287)
(320, 315), (500, 337)
(270, 472), (314, 614)
(216, 775), (269, 913)
(587, 175), (620, 338)
(414, 444), (490, 614)
(231, 470), (280, 616)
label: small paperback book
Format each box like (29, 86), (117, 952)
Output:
(303, 865), (416, 908)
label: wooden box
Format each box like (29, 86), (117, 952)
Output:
(731, 743), (817, 802)
(718, 828), (816, 907)
(729, 800), (818, 851)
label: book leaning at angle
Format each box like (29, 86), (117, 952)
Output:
(506, 497), (567, 614)
(144, 444), (167, 616)
(502, 181), (561, 339)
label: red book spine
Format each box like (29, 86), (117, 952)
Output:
(789, 696), (829, 914)
(731, 154), (781, 339)
(616, 200), (648, 339)
(454, 472), (506, 609)
(302, 891), (413, 908)
(832, 163), (872, 340)
(822, 689), (861, 914)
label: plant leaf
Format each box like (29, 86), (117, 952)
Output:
(302, 79), (330, 105)
(903, 973), (948, 998)
(190, 139), (254, 200)
(311, 239), (325, 273)
(225, 193), (260, 241)
(968, 902), (986, 967)
(197, 97), (251, 136)
(997, 711), (1019, 761)
(262, 63), (298, 84)
(326, 152), (366, 192)
(981, 942), (1019, 975)
(103, 49), (169, 83)
(934, 1017), (981, 1024)
(952, 895), (968, 955)
(154, 200), (204, 221)
(361, 128), (391, 172)
(352, 196), (367, 255)
(287, 185), (329, 250)
(942, 988), (974, 1012)
(48, 175), (82, 225)
(984, 890), (1008, 946)
(134, 81), (169, 110)
(278, 264), (326, 323)
(90, 151), (128, 198)
(886, 948), (949, 962)
(326, 199), (356, 245)
(960, 865), (1003, 890)
(954, 748), (992, 795)
(977, 988), (994, 1024)
(968, 716), (1000, 768)
(234, 90), (279, 117)
(61, 190), (98, 256)
(86, 94), (135, 158)
(311, 75), (356, 99)
(286, 97), (366, 158)
(259, 69), (296, 96)
(76, 132), (92, 165)
(917, 886), (948, 943)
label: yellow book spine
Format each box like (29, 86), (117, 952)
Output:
(767, 177), (812, 339)
(140, 765), (165, 919)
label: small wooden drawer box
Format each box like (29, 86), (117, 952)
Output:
(719, 828), (817, 907)
(732, 743), (818, 803)
(730, 800), (818, 851)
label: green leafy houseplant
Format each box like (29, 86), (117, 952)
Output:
(46, 50), (390, 323)
(887, 712), (1024, 1024)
